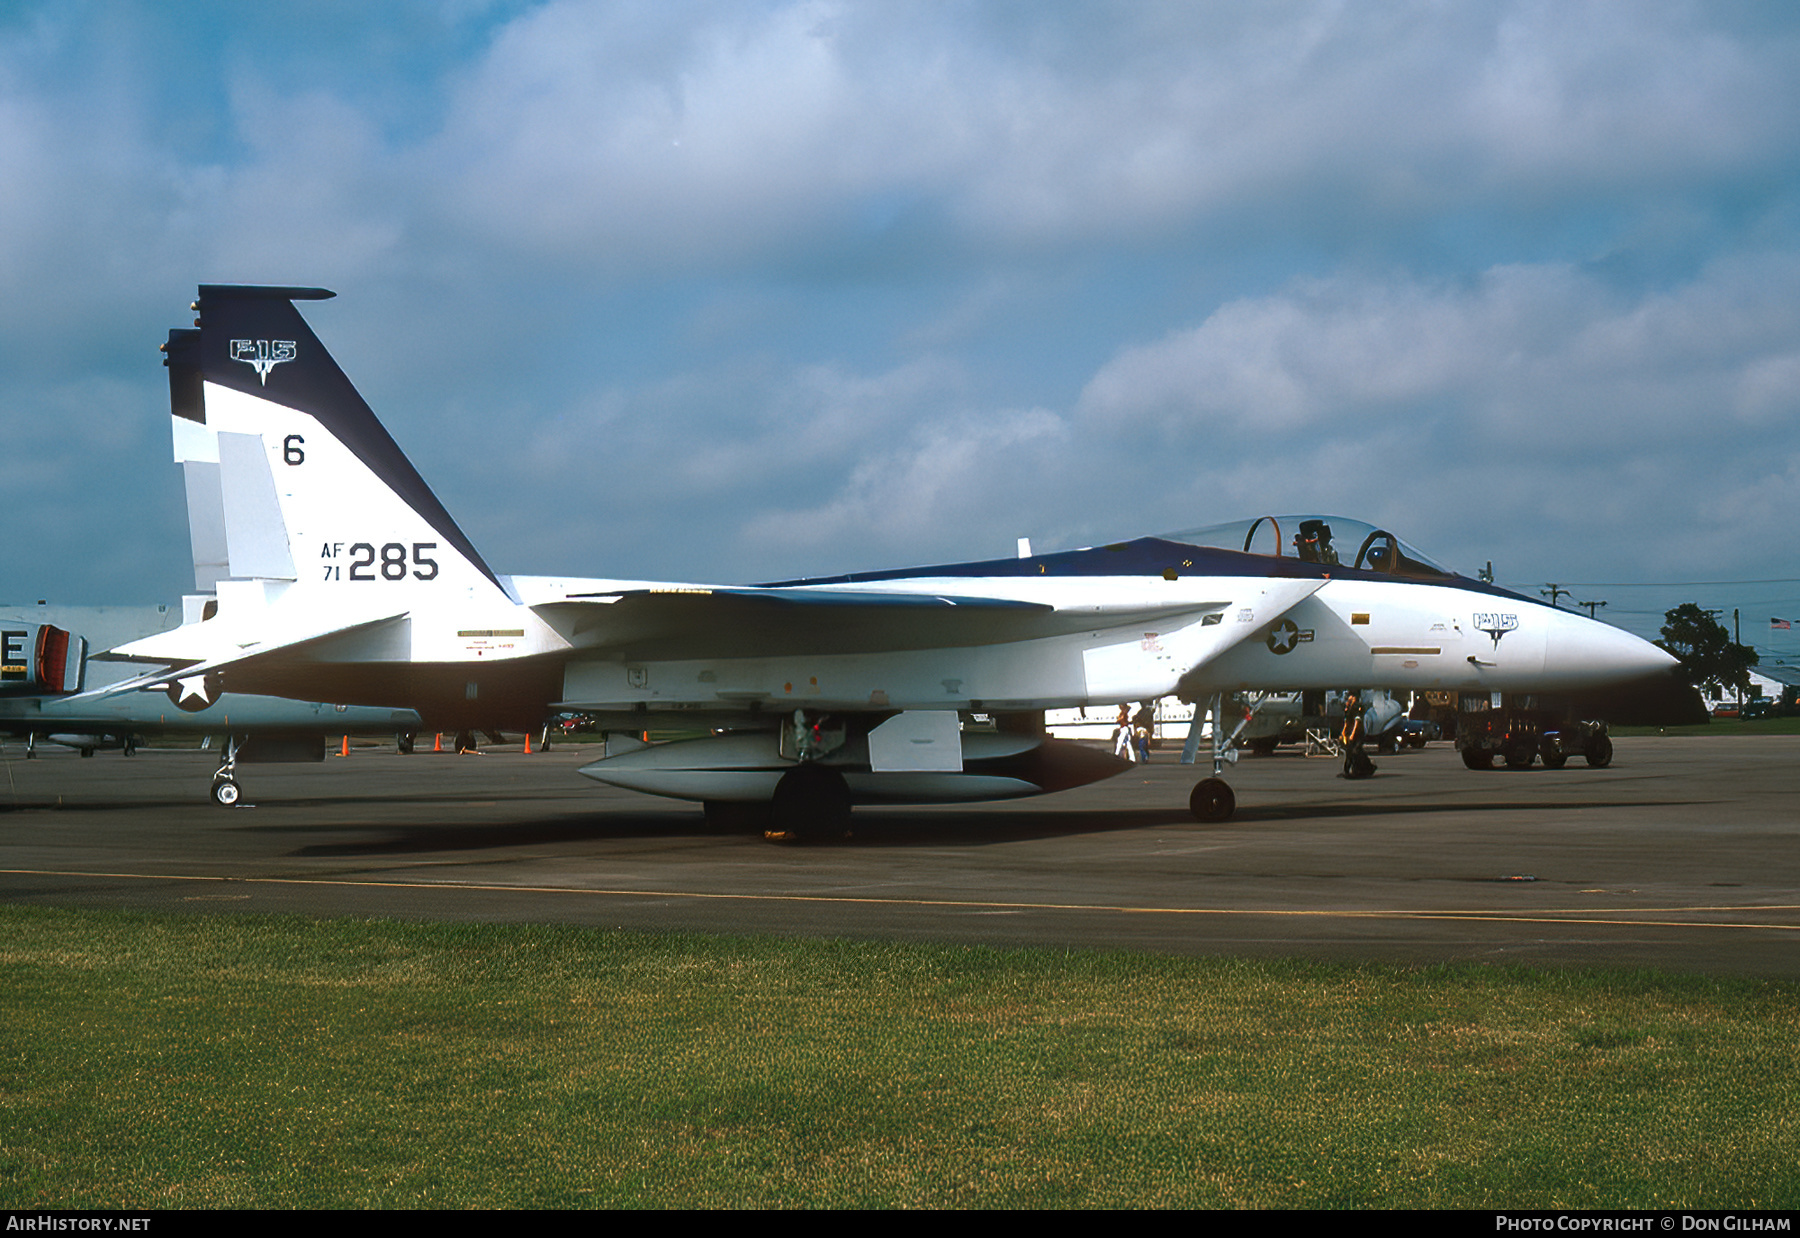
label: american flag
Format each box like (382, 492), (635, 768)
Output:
(1774, 618), (1793, 630)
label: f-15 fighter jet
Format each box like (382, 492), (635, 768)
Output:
(105, 286), (1677, 832)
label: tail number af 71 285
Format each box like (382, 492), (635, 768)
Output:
(319, 541), (439, 581)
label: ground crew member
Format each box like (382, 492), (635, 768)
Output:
(1340, 690), (1376, 779)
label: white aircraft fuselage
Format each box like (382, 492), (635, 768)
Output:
(104, 286), (1679, 825)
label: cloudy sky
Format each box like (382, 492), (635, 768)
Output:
(2, 0), (1797, 658)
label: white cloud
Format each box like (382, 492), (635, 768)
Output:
(1735, 352), (1800, 426)
(740, 406), (1069, 568)
(1079, 256), (1800, 442)
(0, 0), (1797, 618)
(433, 0), (949, 268)
(198, 86), (407, 282)
(421, 1), (1800, 268)
(1069, 254), (1800, 579)
(442, 246), (1800, 590)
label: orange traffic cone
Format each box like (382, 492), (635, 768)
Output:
(433, 732), (442, 752)
(523, 732), (532, 755)
(339, 735), (350, 757)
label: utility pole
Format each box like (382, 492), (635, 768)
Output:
(1577, 599), (1608, 620)
(1541, 583), (1571, 608)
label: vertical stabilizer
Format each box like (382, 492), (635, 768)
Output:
(163, 285), (506, 604)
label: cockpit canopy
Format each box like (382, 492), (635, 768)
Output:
(1163, 515), (1458, 580)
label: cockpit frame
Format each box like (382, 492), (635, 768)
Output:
(1164, 514), (1456, 581)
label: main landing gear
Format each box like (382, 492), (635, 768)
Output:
(210, 734), (243, 807)
(763, 763), (853, 843)
(756, 711), (855, 842)
(699, 765), (856, 842)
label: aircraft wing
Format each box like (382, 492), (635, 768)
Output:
(534, 586), (1233, 660)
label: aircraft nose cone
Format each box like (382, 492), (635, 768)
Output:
(1545, 610), (1678, 687)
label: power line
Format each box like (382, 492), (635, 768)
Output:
(1544, 578), (1800, 588)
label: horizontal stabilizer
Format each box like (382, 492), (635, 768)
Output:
(89, 610), (409, 688)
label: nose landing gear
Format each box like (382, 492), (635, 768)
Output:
(1184, 691), (1244, 822)
(1190, 777), (1235, 822)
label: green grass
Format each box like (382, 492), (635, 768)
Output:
(1, 905), (1795, 1208)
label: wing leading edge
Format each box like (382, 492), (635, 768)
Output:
(535, 585), (1239, 661)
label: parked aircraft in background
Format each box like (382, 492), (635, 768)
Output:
(3, 601), (420, 803)
(102, 285), (1679, 832)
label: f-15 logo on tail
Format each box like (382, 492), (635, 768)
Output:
(230, 339), (297, 385)
(1473, 612), (1518, 649)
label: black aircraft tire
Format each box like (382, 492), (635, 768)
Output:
(1585, 735), (1614, 768)
(1461, 748), (1495, 771)
(770, 765), (852, 839)
(1189, 778), (1236, 823)
(211, 778), (241, 808)
(397, 732), (416, 755)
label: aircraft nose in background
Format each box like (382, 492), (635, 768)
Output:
(1542, 609), (1679, 688)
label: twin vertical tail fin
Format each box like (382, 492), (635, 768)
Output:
(162, 285), (505, 603)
